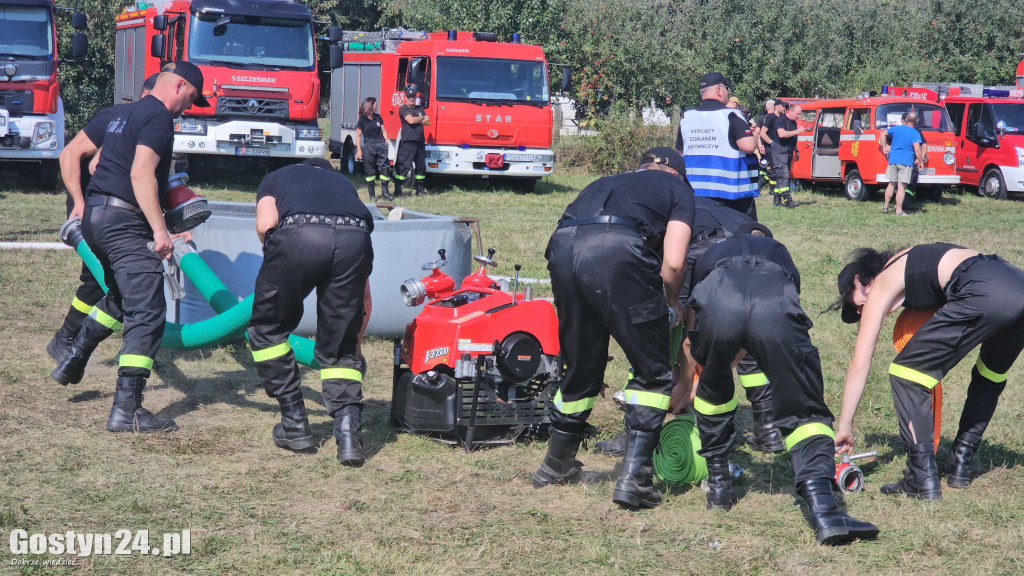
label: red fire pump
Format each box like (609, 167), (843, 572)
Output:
(391, 248), (562, 449)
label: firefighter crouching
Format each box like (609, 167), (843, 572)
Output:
(533, 147), (694, 509)
(685, 232), (878, 545)
(248, 158), (374, 466)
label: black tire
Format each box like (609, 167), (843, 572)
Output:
(979, 168), (1008, 200)
(341, 140), (357, 175)
(37, 159), (59, 191)
(844, 169), (869, 201)
(511, 177), (539, 192)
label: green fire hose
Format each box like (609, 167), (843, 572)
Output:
(653, 414), (707, 485)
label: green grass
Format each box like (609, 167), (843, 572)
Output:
(2, 172), (1024, 575)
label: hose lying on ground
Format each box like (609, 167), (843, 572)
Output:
(653, 414), (707, 485)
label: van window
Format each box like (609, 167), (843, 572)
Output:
(875, 103), (952, 132)
(847, 108), (870, 132)
(396, 58), (408, 90)
(945, 102), (966, 136)
(967, 103), (996, 139)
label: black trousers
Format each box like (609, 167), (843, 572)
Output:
(546, 225), (672, 434)
(58, 196), (105, 333)
(395, 139), (425, 183)
(79, 204), (166, 378)
(689, 257), (834, 482)
(362, 139), (390, 182)
(889, 255), (1024, 447)
(248, 223), (373, 418)
(768, 143), (793, 194)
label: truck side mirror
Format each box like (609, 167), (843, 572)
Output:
(71, 11), (87, 30)
(330, 44), (344, 70)
(329, 26), (344, 43)
(151, 34), (166, 59)
(71, 32), (87, 60)
(996, 120), (1007, 135)
(560, 66), (572, 93)
(851, 120), (862, 135)
(153, 14), (167, 31)
(409, 57), (426, 86)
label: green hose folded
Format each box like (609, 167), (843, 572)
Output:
(653, 414), (707, 485)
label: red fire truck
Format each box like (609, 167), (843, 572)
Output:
(0, 0), (86, 188)
(114, 0), (325, 169)
(328, 29), (567, 190)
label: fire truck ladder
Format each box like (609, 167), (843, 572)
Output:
(340, 28), (428, 52)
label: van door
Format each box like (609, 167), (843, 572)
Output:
(811, 108), (845, 178)
(842, 107), (875, 180)
(962, 103), (996, 181)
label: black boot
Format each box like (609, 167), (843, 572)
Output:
(782, 193), (801, 208)
(379, 181), (390, 201)
(366, 181), (376, 200)
(593, 429), (627, 457)
(881, 442), (942, 500)
(390, 181), (402, 199)
(946, 437), (980, 489)
(106, 376), (178, 432)
(272, 390), (314, 451)
(745, 389), (785, 453)
(414, 179), (426, 196)
(705, 456), (735, 511)
(612, 430), (663, 509)
(797, 477), (880, 545)
(533, 427), (596, 488)
(334, 407), (364, 467)
(773, 192), (782, 207)
(46, 332), (73, 364)
(51, 324), (112, 386)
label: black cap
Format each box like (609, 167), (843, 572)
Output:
(699, 72), (731, 90)
(734, 221), (773, 238)
(775, 98), (790, 109)
(142, 73), (159, 92)
(162, 60), (210, 107)
(639, 147), (686, 174)
(301, 157), (334, 171)
(837, 262), (861, 323)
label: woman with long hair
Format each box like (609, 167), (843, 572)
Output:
(354, 97), (390, 199)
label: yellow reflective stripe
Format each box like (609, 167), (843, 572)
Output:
(321, 367), (363, 382)
(693, 394), (737, 416)
(553, 389), (597, 415)
(623, 389), (671, 410)
(119, 354), (154, 370)
(365, 176), (376, 182)
(379, 176), (390, 182)
(785, 422), (835, 451)
(251, 341), (292, 363)
(71, 297), (93, 314)
(889, 363), (939, 389)
(88, 307), (122, 331)
(738, 372), (768, 388)
(976, 357), (1008, 383)
(414, 174), (426, 180)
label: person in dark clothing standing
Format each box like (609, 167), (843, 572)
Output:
(831, 244), (1024, 499)
(248, 158), (374, 467)
(354, 97), (391, 200)
(687, 233), (879, 545)
(761, 101), (808, 208)
(533, 147), (694, 510)
(51, 63), (207, 433)
(395, 84), (429, 197)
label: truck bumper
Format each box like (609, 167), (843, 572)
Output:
(875, 173), (960, 185)
(0, 108), (64, 161)
(174, 119), (326, 158)
(424, 145), (555, 178)
(1000, 166), (1024, 192)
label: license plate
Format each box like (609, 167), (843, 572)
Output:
(918, 168), (935, 175)
(504, 153), (532, 162)
(235, 147), (270, 157)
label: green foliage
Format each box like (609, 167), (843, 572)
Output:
(555, 107), (675, 175)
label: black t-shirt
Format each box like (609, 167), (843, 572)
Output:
(257, 164), (373, 231)
(755, 113), (770, 132)
(693, 235), (800, 292)
(399, 104), (425, 142)
(560, 169), (695, 256)
(675, 99), (752, 151)
(775, 115), (798, 150)
(762, 113), (781, 142)
(65, 105), (121, 216)
(86, 96), (173, 206)
(356, 114), (385, 143)
(691, 197), (754, 241)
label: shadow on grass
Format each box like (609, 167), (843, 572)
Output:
(427, 175), (566, 195)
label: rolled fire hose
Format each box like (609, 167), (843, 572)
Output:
(892, 307), (942, 453)
(653, 414), (707, 485)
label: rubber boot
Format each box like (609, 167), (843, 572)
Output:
(773, 192), (782, 207)
(782, 192), (801, 208)
(106, 376), (178, 432)
(532, 427), (596, 488)
(612, 430), (663, 509)
(334, 407), (364, 467)
(593, 429), (627, 457)
(51, 324), (113, 386)
(705, 456), (735, 511)
(881, 442), (942, 500)
(390, 181), (402, 199)
(379, 181), (390, 201)
(366, 181), (376, 200)
(46, 332), (73, 365)
(272, 390), (314, 451)
(745, 392), (785, 454)
(946, 437), (979, 489)
(797, 477), (880, 545)
(414, 178), (426, 197)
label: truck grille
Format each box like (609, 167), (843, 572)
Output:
(216, 97), (288, 119)
(0, 90), (34, 116)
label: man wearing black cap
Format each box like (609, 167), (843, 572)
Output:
(394, 83), (430, 198)
(51, 62), (207, 434)
(248, 158), (375, 467)
(532, 146), (694, 510)
(676, 72), (759, 220)
(760, 100), (809, 208)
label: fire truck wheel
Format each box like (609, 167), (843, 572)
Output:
(980, 168), (1007, 200)
(843, 168), (869, 202)
(341, 141), (357, 175)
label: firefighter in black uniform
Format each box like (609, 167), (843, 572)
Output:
(51, 63), (207, 433)
(248, 158), (374, 467)
(687, 233), (879, 545)
(48, 74), (159, 364)
(533, 147), (694, 509)
(394, 84), (429, 197)
(354, 96), (390, 200)
(832, 244), (1024, 498)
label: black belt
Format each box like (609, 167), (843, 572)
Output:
(558, 215), (639, 233)
(85, 194), (141, 214)
(280, 213), (370, 232)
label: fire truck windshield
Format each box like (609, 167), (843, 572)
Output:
(0, 5), (53, 59)
(435, 56), (549, 105)
(875, 103), (952, 132)
(990, 103), (1024, 133)
(188, 14), (314, 70)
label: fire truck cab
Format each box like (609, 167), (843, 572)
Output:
(790, 95), (959, 200)
(328, 29), (562, 189)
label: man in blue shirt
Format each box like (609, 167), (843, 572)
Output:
(880, 113), (924, 216)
